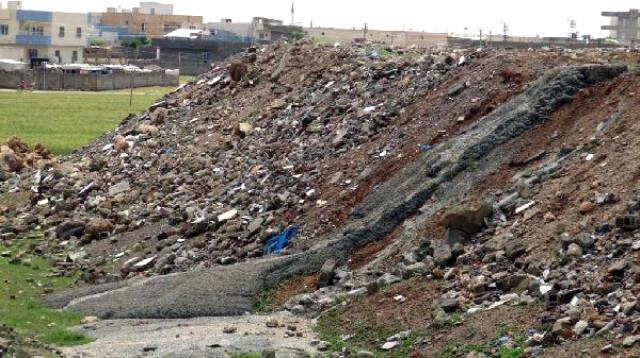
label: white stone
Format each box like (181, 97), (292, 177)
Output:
(217, 209), (238, 222)
(381, 341), (399, 350)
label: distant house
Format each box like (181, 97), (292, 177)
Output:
(206, 17), (302, 44)
(93, 1), (203, 40)
(0, 1), (88, 65)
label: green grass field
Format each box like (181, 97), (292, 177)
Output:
(0, 76), (194, 155)
(0, 233), (90, 346)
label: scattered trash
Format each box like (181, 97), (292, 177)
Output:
(264, 226), (299, 255)
(515, 201), (535, 214)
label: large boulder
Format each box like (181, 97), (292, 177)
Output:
(85, 218), (115, 237)
(0, 151), (23, 173)
(55, 221), (85, 240)
(441, 201), (492, 234)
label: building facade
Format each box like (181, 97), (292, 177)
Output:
(97, 2), (203, 39)
(305, 27), (447, 48)
(0, 1), (87, 64)
(602, 10), (640, 44)
(206, 17), (302, 44)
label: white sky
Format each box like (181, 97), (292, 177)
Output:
(11, 0), (639, 38)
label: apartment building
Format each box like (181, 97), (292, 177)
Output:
(602, 9), (640, 44)
(0, 1), (87, 64)
(97, 2), (203, 39)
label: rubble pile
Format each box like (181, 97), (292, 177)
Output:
(0, 41), (490, 282)
(0, 136), (53, 177)
(6, 41), (640, 355)
(274, 65), (640, 355)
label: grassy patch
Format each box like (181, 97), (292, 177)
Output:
(228, 353), (261, 358)
(0, 74), (194, 155)
(435, 330), (527, 358)
(315, 306), (420, 357)
(0, 236), (90, 346)
(0, 88), (169, 155)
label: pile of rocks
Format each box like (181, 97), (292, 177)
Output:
(0, 324), (58, 357)
(0, 40), (478, 282)
(0, 136), (53, 178)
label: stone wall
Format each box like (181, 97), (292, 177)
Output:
(0, 69), (178, 91)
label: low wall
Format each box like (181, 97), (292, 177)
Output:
(447, 36), (617, 49)
(0, 69), (179, 91)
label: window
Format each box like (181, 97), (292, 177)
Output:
(164, 23), (179, 33)
(59, 26), (65, 37)
(150, 8), (155, 15)
(54, 50), (61, 63)
(76, 27), (82, 38)
(28, 48), (38, 59)
(0, 24), (8, 35)
(71, 50), (78, 63)
(30, 26), (44, 36)
(141, 23), (146, 32)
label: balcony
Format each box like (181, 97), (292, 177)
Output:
(16, 32), (51, 45)
(16, 10), (52, 22)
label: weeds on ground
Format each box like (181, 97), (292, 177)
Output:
(228, 353), (262, 358)
(0, 236), (91, 346)
(315, 305), (421, 357)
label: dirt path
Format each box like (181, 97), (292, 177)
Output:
(62, 312), (318, 357)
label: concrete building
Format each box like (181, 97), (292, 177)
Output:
(305, 27), (447, 48)
(206, 19), (252, 38)
(97, 2), (203, 39)
(0, 1), (87, 64)
(138, 2), (173, 16)
(602, 9), (640, 44)
(206, 17), (302, 44)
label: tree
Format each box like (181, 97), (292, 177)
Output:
(120, 37), (151, 48)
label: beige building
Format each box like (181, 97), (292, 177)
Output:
(305, 27), (447, 48)
(98, 2), (202, 38)
(0, 1), (87, 64)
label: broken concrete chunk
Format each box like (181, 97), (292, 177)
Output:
(217, 209), (238, 222)
(109, 180), (130, 196)
(85, 218), (114, 237)
(441, 202), (492, 235)
(318, 259), (338, 288)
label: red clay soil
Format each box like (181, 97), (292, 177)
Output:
(319, 62), (640, 357)
(469, 72), (640, 264)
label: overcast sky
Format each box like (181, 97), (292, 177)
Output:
(11, 0), (639, 38)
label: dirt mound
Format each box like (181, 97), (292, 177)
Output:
(2, 42), (523, 283)
(6, 42), (640, 355)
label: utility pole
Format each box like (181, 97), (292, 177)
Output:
(479, 29), (483, 47)
(290, 1), (295, 26)
(502, 22), (509, 41)
(363, 23), (368, 41)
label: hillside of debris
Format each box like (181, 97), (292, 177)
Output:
(1, 43), (627, 283)
(5, 41), (640, 356)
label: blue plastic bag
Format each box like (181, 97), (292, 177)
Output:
(264, 226), (299, 255)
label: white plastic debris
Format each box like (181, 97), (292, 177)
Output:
(363, 106), (376, 114)
(515, 201), (536, 214)
(394, 294), (406, 303)
(539, 284), (553, 295)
